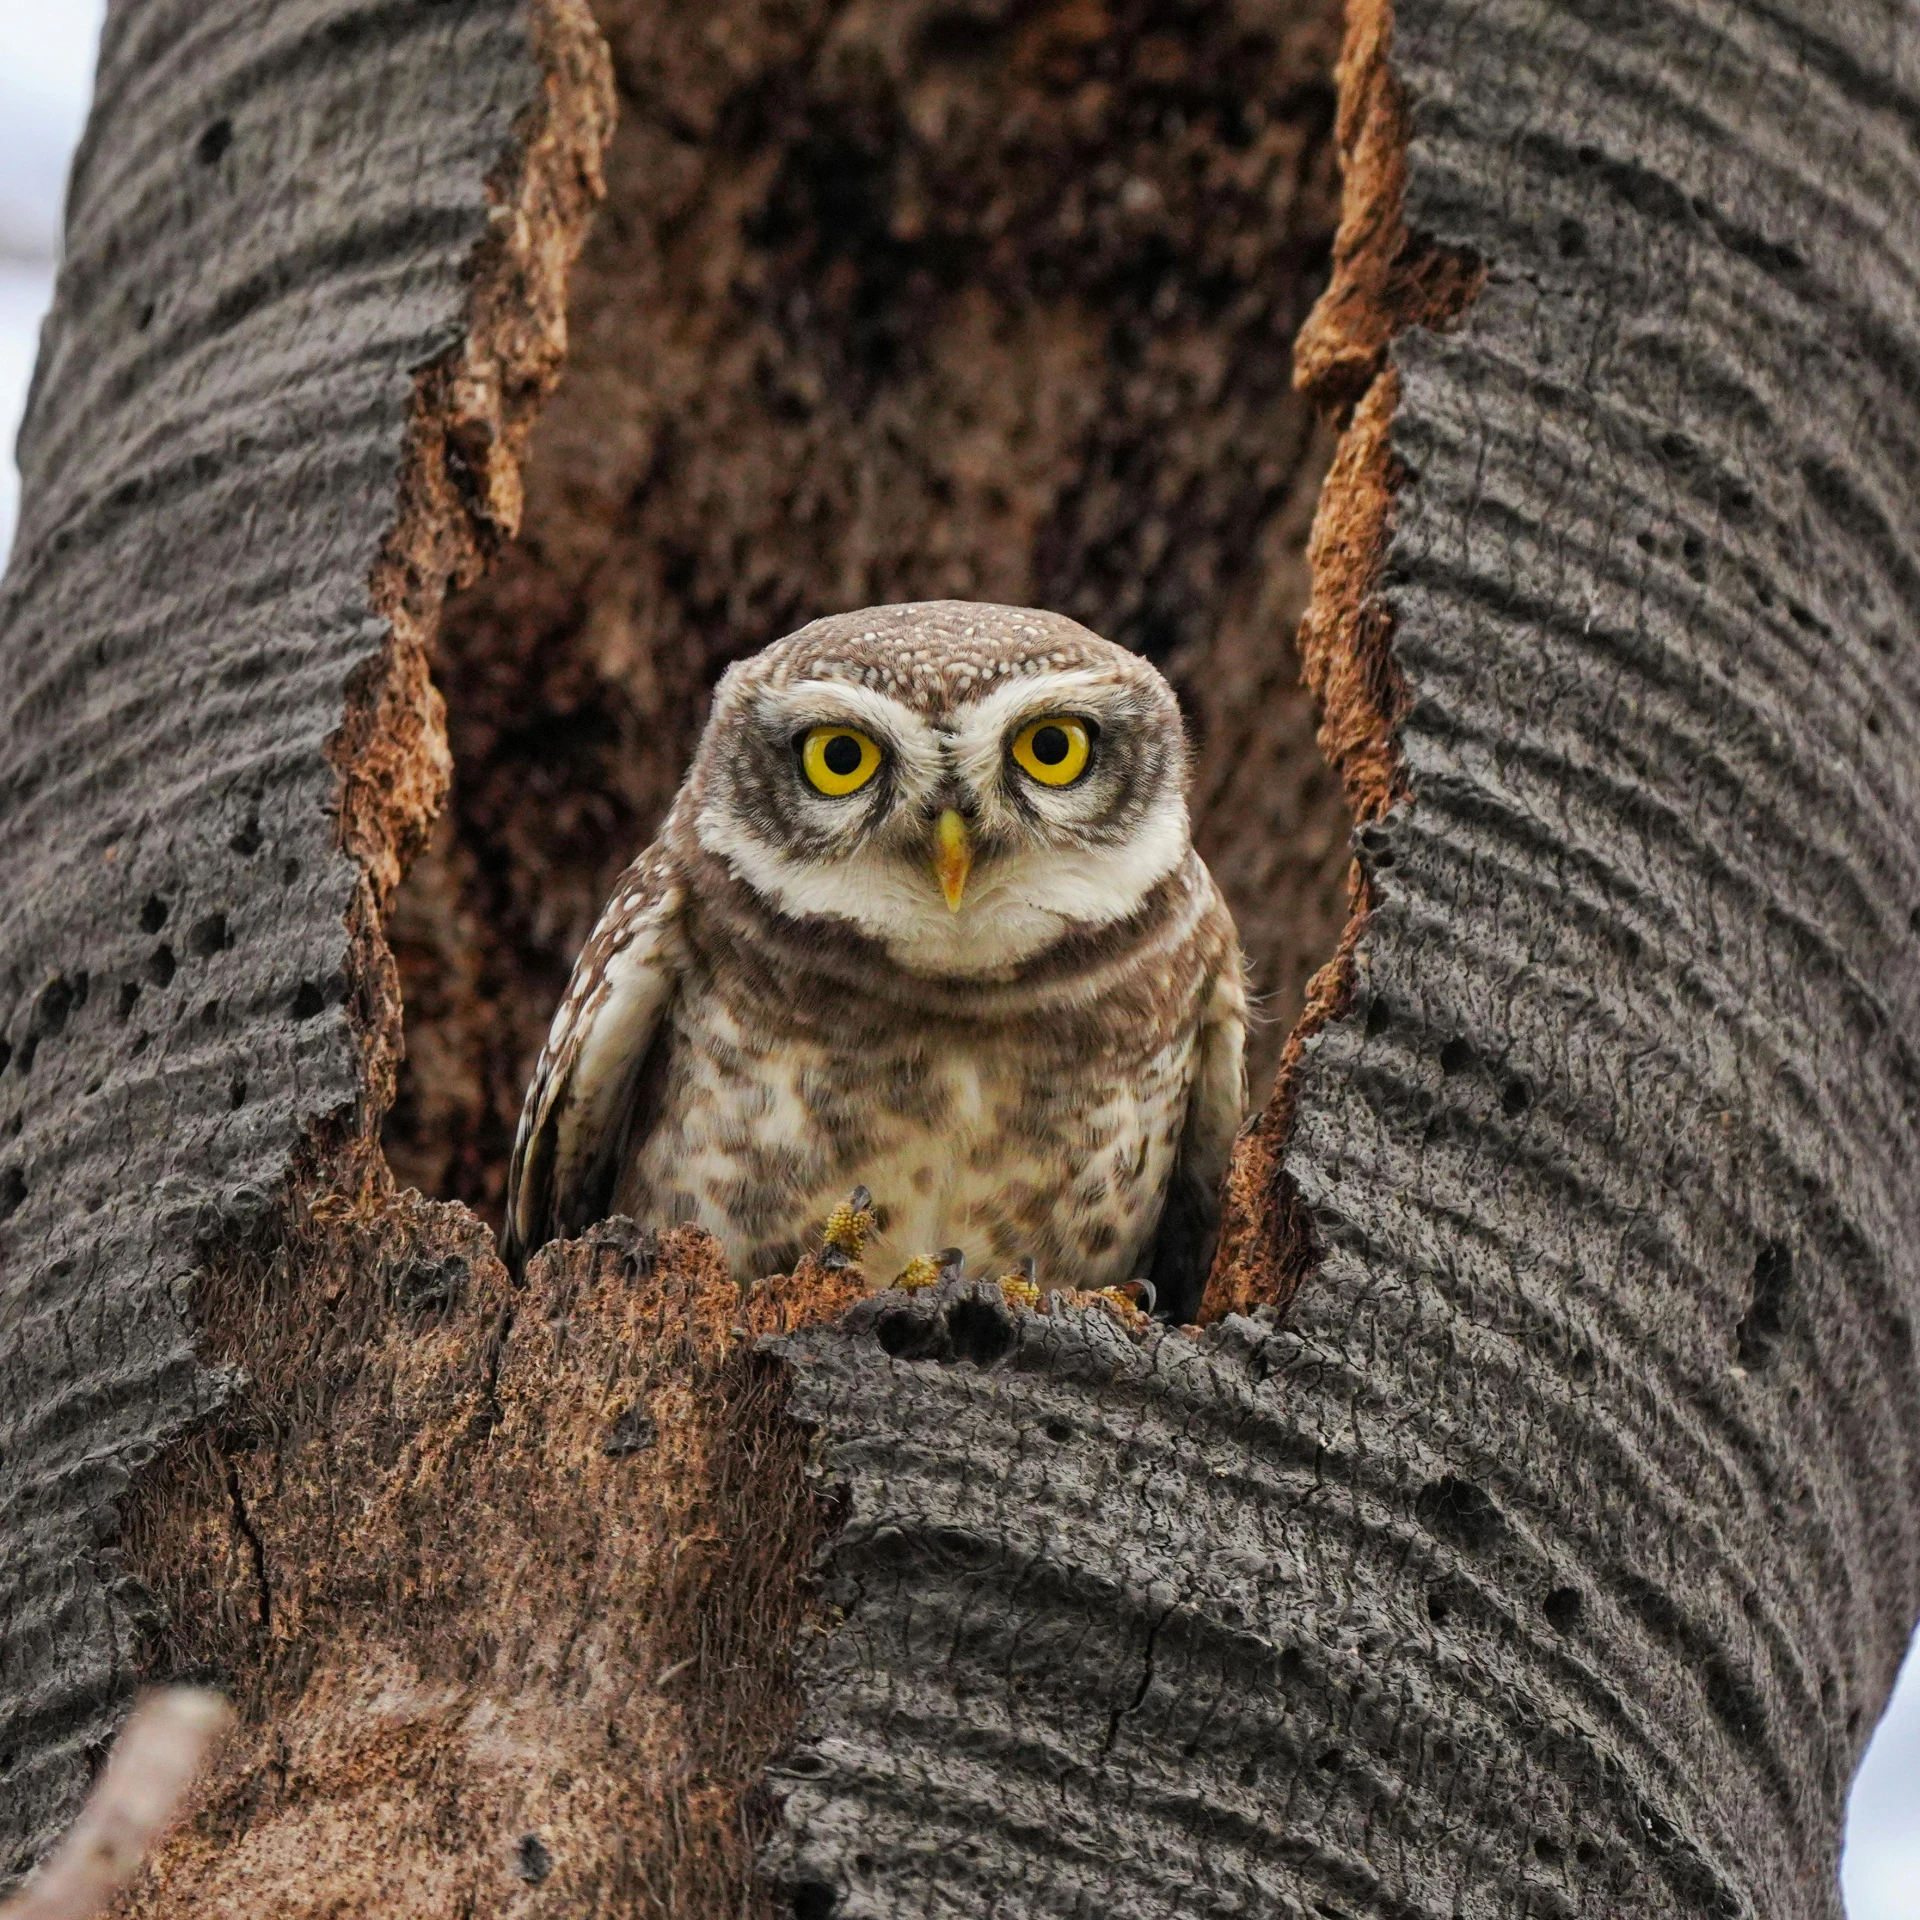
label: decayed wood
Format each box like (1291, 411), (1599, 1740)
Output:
(121, 1214), (854, 1916)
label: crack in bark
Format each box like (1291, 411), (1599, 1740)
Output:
(1101, 1604), (1170, 1756)
(220, 1455), (272, 1639)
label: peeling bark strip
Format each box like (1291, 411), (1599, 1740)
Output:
(0, 0), (608, 1875)
(1207, 0), (1480, 1321)
(765, 1), (1920, 1915)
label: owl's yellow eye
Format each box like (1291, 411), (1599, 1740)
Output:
(1011, 716), (1092, 787)
(801, 726), (883, 796)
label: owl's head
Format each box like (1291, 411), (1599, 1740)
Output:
(686, 603), (1193, 977)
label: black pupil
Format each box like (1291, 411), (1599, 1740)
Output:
(822, 733), (864, 777)
(1031, 724), (1071, 766)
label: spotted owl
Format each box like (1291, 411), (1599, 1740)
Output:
(500, 602), (1247, 1322)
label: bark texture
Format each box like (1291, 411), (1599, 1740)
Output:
(0, 0), (614, 1879)
(2, 0), (1918, 1915)
(756, 0), (1920, 1913)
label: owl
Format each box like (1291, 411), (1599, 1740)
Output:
(500, 602), (1247, 1323)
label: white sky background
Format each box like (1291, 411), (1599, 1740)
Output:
(0, 2), (1915, 1907)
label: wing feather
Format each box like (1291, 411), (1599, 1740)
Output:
(1146, 955), (1248, 1323)
(501, 849), (687, 1275)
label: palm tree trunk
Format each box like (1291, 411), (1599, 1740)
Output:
(4, 0), (1916, 1916)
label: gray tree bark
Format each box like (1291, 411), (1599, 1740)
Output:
(3, 0), (1917, 1917)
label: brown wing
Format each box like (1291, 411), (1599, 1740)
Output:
(1146, 953), (1248, 1324)
(500, 846), (687, 1276)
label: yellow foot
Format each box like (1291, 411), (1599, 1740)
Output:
(821, 1185), (877, 1267)
(894, 1246), (969, 1291)
(996, 1254), (1041, 1311)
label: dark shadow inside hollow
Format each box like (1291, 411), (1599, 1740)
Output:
(384, 0), (1357, 1226)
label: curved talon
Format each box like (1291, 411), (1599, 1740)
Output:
(1120, 1276), (1158, 1317)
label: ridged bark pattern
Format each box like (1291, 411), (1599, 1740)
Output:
(0, 0), (542, 1869)
(759, 2), (1920, 1914)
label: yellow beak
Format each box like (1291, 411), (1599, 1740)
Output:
(933, 809), (974, 913)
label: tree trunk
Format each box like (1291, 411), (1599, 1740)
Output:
(3, 1), (1917, 1918)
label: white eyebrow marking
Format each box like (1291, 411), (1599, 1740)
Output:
(944, 667), (1122, 793)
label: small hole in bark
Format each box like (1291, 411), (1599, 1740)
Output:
(228, 1076), (246, 1110)
(1639, 1801), (1677, 1851)
(190, 912), (232, 956)
(0, 1041), (9, 1075)
(139, 895), (169, 932)
(1502, 1077), (1531, 1116)
(290, 982), (325, 1020)
(853, 1854), (874, 1875)
(946, 1294), (1016, 1367)
(1575, 1840), (1600, 1865)
(35, 977), (74, 1035)
(1043, 1418), (1074, 1443)
(791, 1884), (838, 1920)
(147, 945), (176, 987)
(1848, 1707), (1862, 1735)
(230, 816), (262, 854)
(135, 299), (155, 330)
(603, 1406), (657, 1456)
(281, 858), (300, 884)
(1636, 529), (1655, 552)
(1682, 534), (1703, 562)
(1364, 998), (1390, 1040)
(1315, 1747), (1343, 1772)
(116, 983), (140, 1020)
(1415, 1476), (1501, 1550)
(1439, 1037), (1474, 1074)
(397, 1253), (466, 1318)
(1534, 1835), (1564, 1865)
(513, 1834), (550, 1885)
(0, 1167), (25, 1221)
(1867, 710), (1883, 735)
(1736, 1240), (1793, 1366)
(1426, 1592), (1449, 1624)
(1555, 217), (1585, 257)
(874, 1309), (922, 1357)
(1543, 1585), (1583, 1631)
(195, 118), (233, 164)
